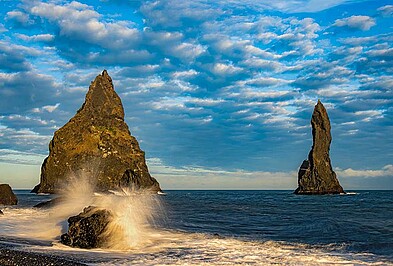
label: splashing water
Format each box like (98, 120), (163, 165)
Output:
(96, 188), (165, 249)
(1, 173), (164, 250)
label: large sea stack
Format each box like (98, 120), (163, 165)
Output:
(295, 100), (344, 195)
(32, 70), (161, 194)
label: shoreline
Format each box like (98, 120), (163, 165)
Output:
(0, 245), (87, 266)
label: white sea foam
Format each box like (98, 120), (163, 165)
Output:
(0, 208), (390, 265)
(1, 226), (388, 265)
(0, 177), (388, 265)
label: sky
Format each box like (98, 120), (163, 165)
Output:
(0, 0), (392, 190)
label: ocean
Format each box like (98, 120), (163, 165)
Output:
(0, 190), (392, 265)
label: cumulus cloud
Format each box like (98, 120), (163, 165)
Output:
(27, 1), (140, 50)
(377, 5), (393, 17)
(212, 63), (243, 76)
(333, 15), (376, 31)
(6, 10), (33, 26)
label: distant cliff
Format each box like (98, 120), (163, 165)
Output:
(32, 70), (161, 194)
(295, 100), (344, 195)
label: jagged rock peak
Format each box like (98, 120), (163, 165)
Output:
(295, 100), (345, 195)
(78, 69), (124, 120)
(32, 71), (161, 194)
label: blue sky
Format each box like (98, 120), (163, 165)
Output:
(0, 0), (392, 190)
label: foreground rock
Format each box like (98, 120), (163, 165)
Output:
(61, 206), (113, 249)
(295, 100), (345, 195)
(0, 184), (18, 205)
(32, 70), (161, 194)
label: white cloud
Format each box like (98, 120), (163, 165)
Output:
(27, 1), (140, 50)
(377, 5), (393, 17)
(0, 149), (45, 165)
(244, 77), (292, 87)
(240, 58), (283, 72)
(0, 126), (51, 153)
(6, 10), (33, 25)
(171, 70), (198, 79)
(367, 48), (393, 58)
(0, 40), (43, 57)
(212, 63), (243, 76)
(187, 98), (225, 106)
(169, 42), (206, 61)
(336, 165), (393, 178)
(334, 16), (376, 31)
(151, 97), (187, 110)
(2, 114), (51, 126)
(15, 33), (55, 42)
(34, 103), (61, 113)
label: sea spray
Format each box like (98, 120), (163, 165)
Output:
(56, 174), (165, 249)
(3, 172), (165, 250)
(97, 188), (164, 249)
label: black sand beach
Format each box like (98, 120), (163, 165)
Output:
(0, 245), (86, 266)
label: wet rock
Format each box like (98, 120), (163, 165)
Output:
(32, 70), (161, 194)
(0, 184), (18, 205)
(33, 197), (65, 209)
(61, 206), (113, 249)
(295, 100), (345, 195)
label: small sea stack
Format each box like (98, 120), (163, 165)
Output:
(295, 100), (345, 195)
(32, 70), (161, 194)
(0, 184), (18, 205)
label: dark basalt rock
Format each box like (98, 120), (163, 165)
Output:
(0, 184), (18, 205)
(61, 206), (112, 249)
(32, 70), (161, 194)
(33, 197), (65, 209)
(295, 100), (345, 195)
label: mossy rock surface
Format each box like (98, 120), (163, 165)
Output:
(32, 71), (161, 194)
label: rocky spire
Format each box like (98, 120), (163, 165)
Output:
(295, 100), (344, 195)
(32, 70), (161, 194)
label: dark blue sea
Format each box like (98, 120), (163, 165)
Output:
(0, 190), (392, 265)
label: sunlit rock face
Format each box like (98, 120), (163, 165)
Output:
(32, 70), (161, 194)
(0, 184), (18, 205)
(295, 100), (345, 195)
